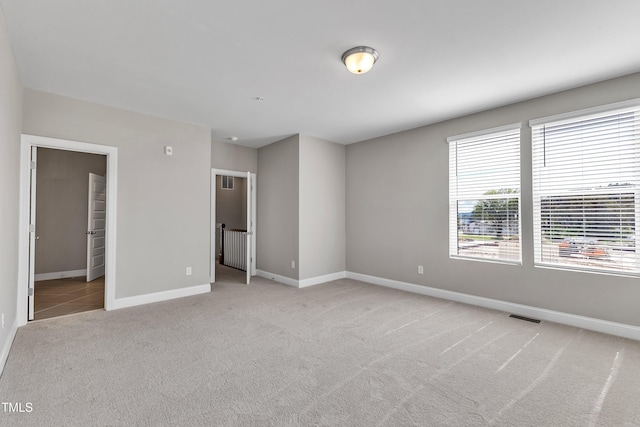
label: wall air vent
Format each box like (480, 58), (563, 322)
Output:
(509, 314), (541, 324)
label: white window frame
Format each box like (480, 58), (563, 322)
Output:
(221, 175), (234, 190)
(448, 123), (522, 265)
(530, 98), (640, 277)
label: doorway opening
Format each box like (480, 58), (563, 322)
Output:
(32, 148), (107, 320)
(18, 135), (118, 326)
(34, 277), (105, 320)
(210, 169), (256, 285)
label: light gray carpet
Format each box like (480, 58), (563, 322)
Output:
(1, 265), (639, 426)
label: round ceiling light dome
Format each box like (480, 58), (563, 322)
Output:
(341, 46), (379, 74)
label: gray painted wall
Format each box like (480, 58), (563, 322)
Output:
(346, 72), (640, 327)
(299, 135), (345, 280)
(35, 148), (107, 275)
(211, 139), (257, 173)
(256, 134), (346, 281)
(23, 89), (212, 299)
(0, 3), (23, 363)
(216, 176), (247, 230)
(257, 135), (299, 279)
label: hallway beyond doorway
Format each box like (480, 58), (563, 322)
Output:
(34, 276), (104, 320)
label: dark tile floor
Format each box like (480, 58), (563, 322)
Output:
(34, 276), (104, 320)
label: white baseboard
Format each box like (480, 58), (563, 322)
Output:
(111, 283), (211, 310)
(0, 318), (19, 377)
(256, 270), (299, 287)
(34, 269), (87, 281)
(299, 271), (347, 288)
(256, 270), (347, 288)
(346, 272), (640, 341)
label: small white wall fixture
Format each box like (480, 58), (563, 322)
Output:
(18, 134), (117, 325)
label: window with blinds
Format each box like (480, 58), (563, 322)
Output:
(221, 175), (234, 190)
(448, 124), (522, 263)
(531, 102), (640, 275)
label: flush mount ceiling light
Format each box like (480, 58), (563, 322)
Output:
(341, 46), (379, 74)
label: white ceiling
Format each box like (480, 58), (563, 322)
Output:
(3, 0), (640, 148)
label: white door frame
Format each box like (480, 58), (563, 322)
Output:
(210, 168), (256, 283)
(17, 134), (118, 325)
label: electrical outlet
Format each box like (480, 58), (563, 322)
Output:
(186, 267), (192, 276)
(1, 313), (4, 329)
(291, 260), (296, 269)
(418, 265), (424, 274)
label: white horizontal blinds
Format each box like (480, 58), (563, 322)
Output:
(449, 125), (521, 263)
(532, 106), (640, 275)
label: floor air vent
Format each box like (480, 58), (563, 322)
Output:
(509, 314), (541, 324)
